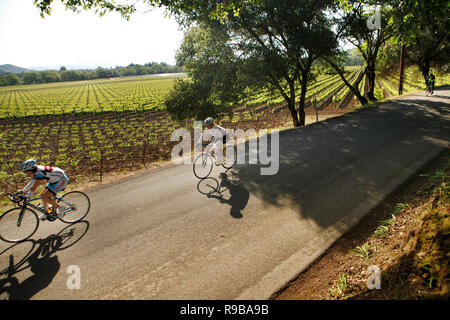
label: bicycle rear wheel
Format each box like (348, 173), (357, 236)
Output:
(57, 191), (90, 223)
(222, 145), (237, 169)
(0, 208), (39, 243)
(193, 153), (213, 179)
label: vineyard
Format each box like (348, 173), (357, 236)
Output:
(0, 67), (449, 197)
(0, 75), (182, 118)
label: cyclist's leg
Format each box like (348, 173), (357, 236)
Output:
(41, 188), (56, 210)
(222, 134), (232, 161)
(214, 136), (228, 164)
(44, 177), (69, 210)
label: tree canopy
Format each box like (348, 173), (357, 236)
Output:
(31, 0), (450, 121)
(33, 0), (261, 20)
(166, 0), (339, 126)
(386, 0), (450, 82)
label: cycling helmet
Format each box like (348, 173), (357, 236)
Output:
(204, 117), (214, 127)
(21, 159), (37, 172)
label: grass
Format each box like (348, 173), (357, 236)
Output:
(349, 242), (374, 261)
(374, 224), (389, 237)
(328, 273), (352, 299)
(393, 203), (409, 216)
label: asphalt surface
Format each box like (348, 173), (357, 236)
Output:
(1, 89), (449, 300)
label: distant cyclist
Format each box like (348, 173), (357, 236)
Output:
(196, 117), (230, 165)
(20, 159), (70, 220)
(426, 73), (435, 95)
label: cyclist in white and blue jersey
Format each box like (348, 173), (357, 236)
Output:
(196, 117), (230, 165)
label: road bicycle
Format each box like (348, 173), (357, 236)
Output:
(0, 191), (90, 243)
(193, 143), (237, 179)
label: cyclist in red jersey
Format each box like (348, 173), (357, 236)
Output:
(20, 159), (70, 219)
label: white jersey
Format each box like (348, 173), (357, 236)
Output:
(196, 125), (228, 147)
(22, 165), (67, 192)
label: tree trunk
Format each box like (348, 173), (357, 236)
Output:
(287, 81), (300, 127)
(288, 99), (300, 127)
(418, 61), (430, 86)
(324, 57), (368, 105)
(366, 67), (377, 102)
(298, 72), (308, 127)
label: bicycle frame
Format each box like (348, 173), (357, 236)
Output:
(203, 144), (235, 166)
(18, 194), (72, 217)
(24, 196), (48, 214)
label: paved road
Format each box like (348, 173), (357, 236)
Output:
(1, 89), (449, 300)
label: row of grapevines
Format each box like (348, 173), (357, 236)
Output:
(0, 76), (183, 118)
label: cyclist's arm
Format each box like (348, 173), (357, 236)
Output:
(21, 178), (36, 193)
(196, 130), (205, 147)
(21, 176), (46, 194)
(196, 129), (213, 148)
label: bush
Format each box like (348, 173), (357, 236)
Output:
(164, 79), (224, 122)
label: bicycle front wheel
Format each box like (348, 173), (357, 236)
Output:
(0, 208), (39, 243)
(57, 191), (91, 223)
(193, 153), (213, 179)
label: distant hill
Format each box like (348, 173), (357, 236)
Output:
(0, 64), (30, 74)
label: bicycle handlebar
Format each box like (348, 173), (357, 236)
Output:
(7, 192), (26, 204)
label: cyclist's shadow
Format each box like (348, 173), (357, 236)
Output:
(0, 221), (89, 300)
(198, 171), (249, 219)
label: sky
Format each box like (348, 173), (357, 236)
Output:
(0, 0), (185, 70)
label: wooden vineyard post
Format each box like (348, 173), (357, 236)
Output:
(398, 44), (405, 95)
(99, 150), (104, 182)
(142, 134), (149, 169)
(314, 97), (319, 123)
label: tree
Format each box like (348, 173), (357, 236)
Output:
(32, 0), (260, 20)
(376, 38), (402, 76)
(166, 23), (245, 121)
(387, 0), (450, 84)
(172, 0), (338, 127)
(234, 0), (338, 126)
(165, 78), (220, 121)
(0, 74), (20, 86)
(60, 70), (83, 81)
(33, 0), (136, 19)
(325, 1), (395, 103)
(94, 67), (117, 79)
(40, 70), (62, 83)
(22, 71), (43, 84)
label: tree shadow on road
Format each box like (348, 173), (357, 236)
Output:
(230, 95), (450, 232)
(0, 221), (89, 300)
